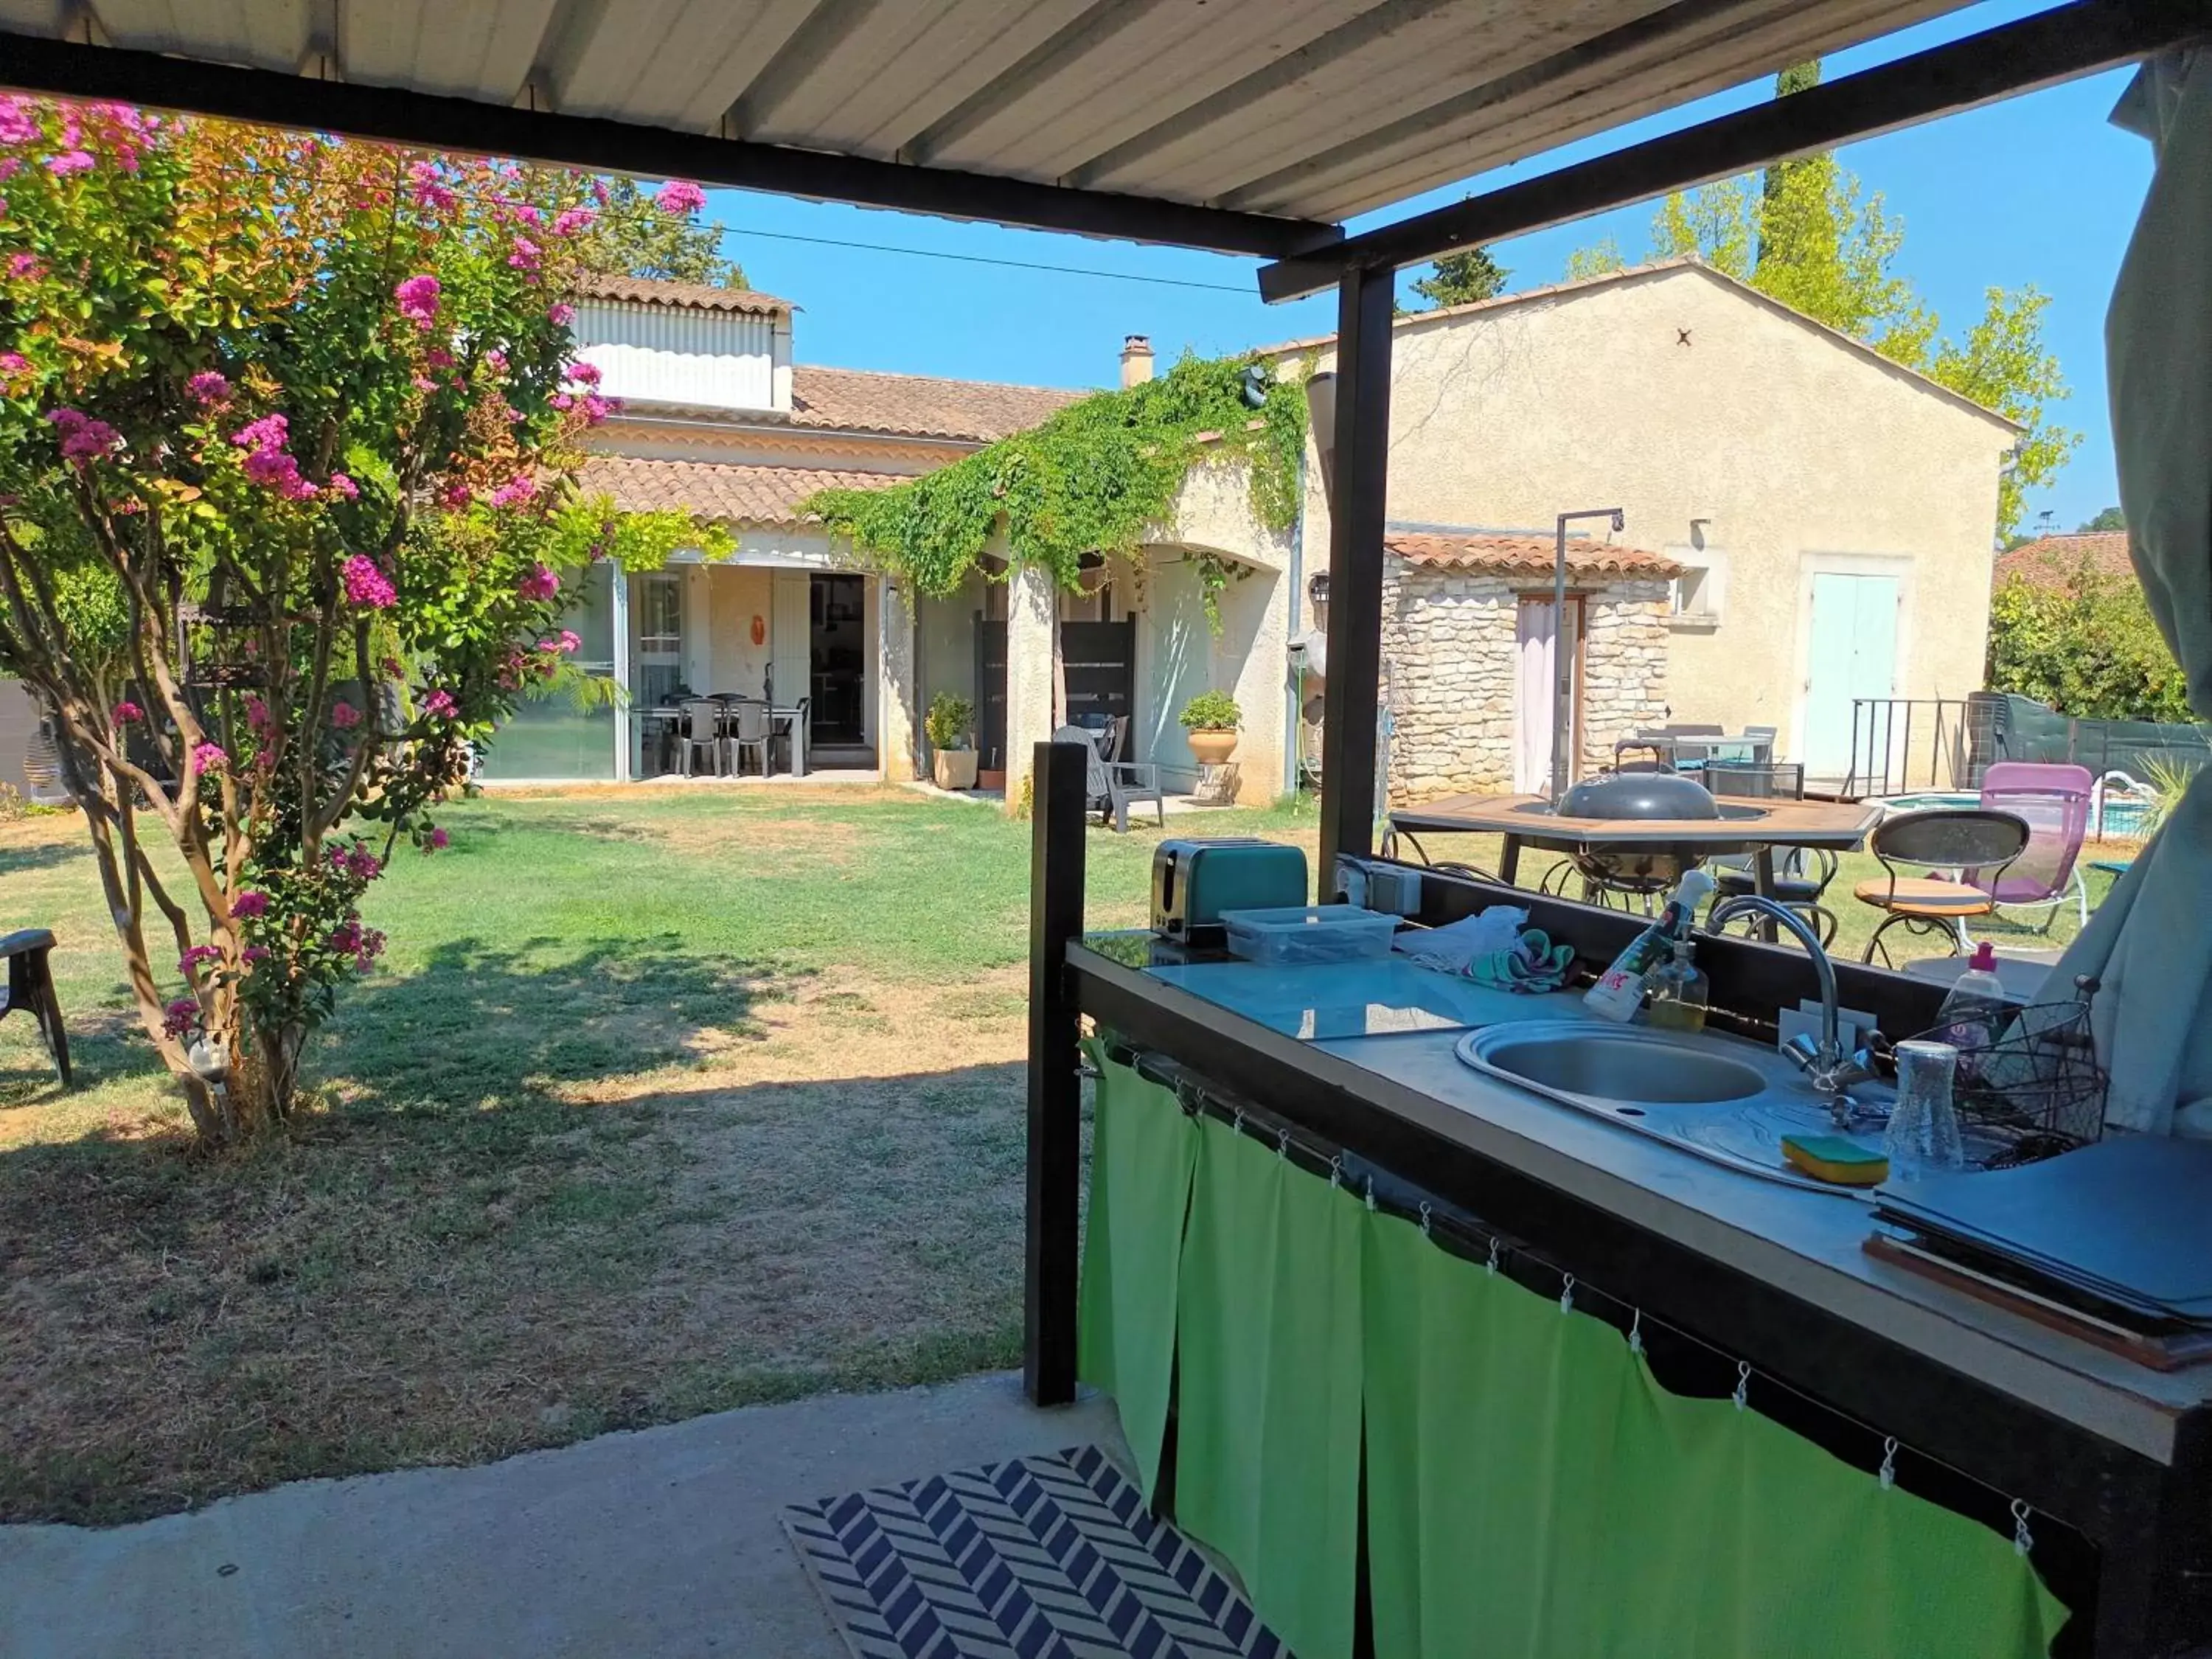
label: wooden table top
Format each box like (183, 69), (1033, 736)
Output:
(1390, 792), (1883, 847)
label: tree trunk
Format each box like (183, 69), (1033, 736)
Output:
(223, 1015), (303, 1139)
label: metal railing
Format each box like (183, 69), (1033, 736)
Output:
(1842, 698), (1984, 799)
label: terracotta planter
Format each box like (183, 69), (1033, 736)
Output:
(933, 748), (978, 790)
(976, 768), (1006, 792)
(1187, 728), (1239, 767)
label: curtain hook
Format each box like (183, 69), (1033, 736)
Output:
(1363, 1174), (1377, 1212)
(1559, 1273), (1576, 1314)
(1733, 1361), (1752, 1411)
(1231, 1105), (1245, 1135)
(1277, 1127), (1290, 1161)
(1628, 1310), (1644, 1357)
(1328, 1155), (1343, 1189)
(1486, 1236), (1501, 1275)
(1418, 1200), (1433, 1237)
(2011, 1500), (2034, 1557)
(1878, 1437), (1899, 1491)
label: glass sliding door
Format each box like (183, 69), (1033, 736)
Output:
(475, 563), (617, 782)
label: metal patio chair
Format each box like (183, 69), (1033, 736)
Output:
(1854, 808), (2030, 966)
(678, 699), (726, 777)
(1054, 725), (1164, 832)
(1977, 761), (2095, 933)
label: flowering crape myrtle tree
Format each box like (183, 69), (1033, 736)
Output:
(0, 97), (722, 1143)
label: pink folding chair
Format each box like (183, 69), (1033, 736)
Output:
(1975, 762), (2094, 933)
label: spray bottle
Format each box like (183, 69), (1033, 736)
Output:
(1584, 869), (1717, 1023)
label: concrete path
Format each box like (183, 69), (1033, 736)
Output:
(2, 1374), (1126, 1658)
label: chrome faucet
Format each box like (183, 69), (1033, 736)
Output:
(1704, 895), (1878, 1125)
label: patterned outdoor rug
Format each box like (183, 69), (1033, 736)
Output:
(782, 1443), (1288, 1658)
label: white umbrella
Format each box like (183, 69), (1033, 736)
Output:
(2050, 49), (2212, 1136)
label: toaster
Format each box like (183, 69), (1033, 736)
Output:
(1151, 838), (1310, 943)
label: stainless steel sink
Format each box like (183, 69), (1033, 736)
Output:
(1473, 1026), (1767, 1105)
(1455, 1022), (1895, 1195)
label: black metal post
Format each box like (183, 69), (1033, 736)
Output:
(1024, 739), (1088, 1406)
(1318, 264), (1394, 888)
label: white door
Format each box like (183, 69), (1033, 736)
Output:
(1801, 572), (1899, 781)
(769, 571), (811, 712)
(1513, 598), (1579, 795)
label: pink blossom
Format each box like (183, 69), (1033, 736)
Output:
(6, 252), (42, 282)
(484, 349), (508, 374)
(517, 563), (560, 601)
(424, 346), (454, 369)
(186, 369), (230, 406)
(549, 392), (573, 412)
(326, 471), (358, 501)
(551, 207), (595, 237)
(341, 554), (397, 611)
(412, 374), (438, 394)
(0, 156), (18, 180)
(230, 412), (289, 451)
(244, 695), (272, 731)
(179, 944), (223, 973)
(580, 393), (616, 426)
(49, 408), (121, 464)
(189, 741), (228, 776)
(111, 700), (143, 725)
(330, 700), (362, 729)
(0, 350), (27, 387)
(232, 890), (269, 919)
(590, 178), (610, 206)
(428, 827), (450, 851)
(243, 445), (316, 498)
(489, 473), (537, 510)
(328, 919), (362, 956)
(45, 149), (94, 176)
(558, 629), (582, 654)
(0, 97), (38, 148)
(547, 301), (575, 327)
(507, 234), (541, 271)
(422, 688), (457, 719)
(655, 179), (707, 215)
(408, 161), (456, 212)
(355, 928), (386, 971)
(161, 998), (199, 1038)
(243, 945), (270, 964)
(437, 480), (473, 509)
(394, 273), (441, 329)
(507, 203), (543, 229)
(565, 359), (602, 387)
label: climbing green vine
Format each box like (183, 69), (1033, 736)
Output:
(804, 352), (1309, 599)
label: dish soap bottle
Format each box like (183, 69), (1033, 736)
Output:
(1937, 942), (2009, 1082)
(1585, 869), (1715, 1022)
(1645, 938), (1710, 1033)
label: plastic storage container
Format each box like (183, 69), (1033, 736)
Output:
(1221, 905), (1397, 966)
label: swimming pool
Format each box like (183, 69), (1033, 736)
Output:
(1880, 789), (2156, 839)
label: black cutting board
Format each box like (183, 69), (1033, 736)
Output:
(1874, 1137), (2212, 1324)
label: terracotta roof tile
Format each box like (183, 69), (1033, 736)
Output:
(790, 365), (1079, 442)
(580, 455), (897, 526)
(1387, 531), (1682, 579)
(1994, 531), (2134, 585)
(579, 274), (793, 316)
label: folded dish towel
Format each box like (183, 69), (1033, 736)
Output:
(1464, 929), (1576, 993)
(1395, 905), (1528, 973)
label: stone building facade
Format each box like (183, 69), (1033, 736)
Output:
(1380, 533), (1677, 800)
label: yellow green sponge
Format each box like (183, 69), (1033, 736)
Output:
(1781, 1135), (1890, 1186)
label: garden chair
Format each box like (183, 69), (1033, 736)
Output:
(1976, 761), (2094, 933)
(1854, 809), (2030, 966)
(678, 699), (726, 777)
(0, 928), (71, 1085)
(1053, 725), (1164, 832)
(729, 700), (773, 777)
(1700, 762), (1840, 946)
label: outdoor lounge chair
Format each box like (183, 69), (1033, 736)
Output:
(1054, 724), (1164, 832)
(1977, 761), (2095, 932)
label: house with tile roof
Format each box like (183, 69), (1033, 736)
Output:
(1995, 531), (2135, 588)
(476, 275), (1077, 781)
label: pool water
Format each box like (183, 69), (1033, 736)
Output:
(1882, 791), (2154, 839)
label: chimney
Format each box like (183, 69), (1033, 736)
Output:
(1119, 334), (1154, 388)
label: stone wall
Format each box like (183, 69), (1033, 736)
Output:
(1382, 566), (1670, 803)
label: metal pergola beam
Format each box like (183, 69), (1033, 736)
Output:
(0, 32), (1342, 261)
(1259, 0), (2212, 302)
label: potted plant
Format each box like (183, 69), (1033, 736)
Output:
(1180, 690), (1242, 767)
(926, 692), (979, 790)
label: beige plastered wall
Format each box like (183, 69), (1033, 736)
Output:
(1290, 264), (2017, 763)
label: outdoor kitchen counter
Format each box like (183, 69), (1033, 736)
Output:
(1068, 936), (2211, 1467)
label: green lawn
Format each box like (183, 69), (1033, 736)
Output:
(0, 782), (2116, 1523)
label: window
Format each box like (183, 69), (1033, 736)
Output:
(1668, 548), (1725, 625)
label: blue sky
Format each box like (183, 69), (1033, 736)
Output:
(693, 0), (2149, 535)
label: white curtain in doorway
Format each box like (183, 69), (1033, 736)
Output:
(1514, 599), (1577, 796)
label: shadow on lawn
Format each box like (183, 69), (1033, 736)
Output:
(0, 835), (89, 877)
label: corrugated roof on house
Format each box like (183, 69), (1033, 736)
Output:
(581, 455), (897, 526)
(790, 366), (1081, 443)
(1388, 531), (1682, 579)
(578, 274), (795, 316)
(1995, 531), (2134, 585)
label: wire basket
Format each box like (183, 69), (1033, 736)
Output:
(1893, 975), (2106, 1168)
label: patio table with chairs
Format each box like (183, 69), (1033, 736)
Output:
(638, 696), (810, 780)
